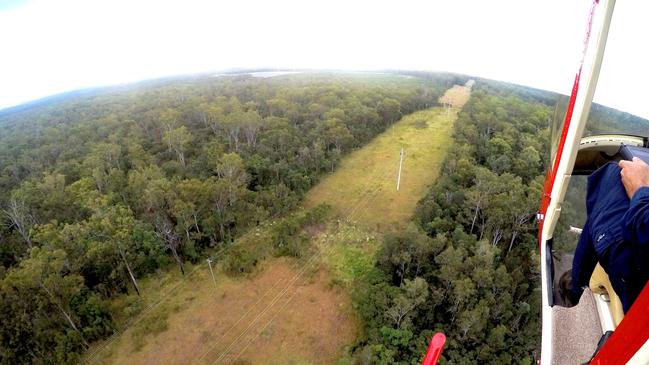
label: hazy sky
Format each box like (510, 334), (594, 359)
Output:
(1, 0), (648, 118)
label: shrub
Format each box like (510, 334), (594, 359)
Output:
(223, 245), (259, 276)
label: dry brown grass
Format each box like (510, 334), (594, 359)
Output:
(89, 258), (355, 365)
(438, 83), (472, 108)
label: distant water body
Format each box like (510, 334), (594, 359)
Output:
(212, 71), (419, 79)
(213, 71), (302, 78)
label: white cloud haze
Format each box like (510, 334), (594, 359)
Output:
(0, 0), (647, 118)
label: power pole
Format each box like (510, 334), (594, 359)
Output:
(206, 258), (217, 288)
(396, 147), (405, 191)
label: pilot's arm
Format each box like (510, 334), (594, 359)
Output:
(623, 187), (649, 246)
(620, 157), (649, 246)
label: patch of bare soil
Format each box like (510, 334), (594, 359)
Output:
(304, 223), (326, 237)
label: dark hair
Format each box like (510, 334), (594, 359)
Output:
(558, 270), (576, 306)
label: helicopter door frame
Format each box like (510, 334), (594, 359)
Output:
(539, 0), (649, 363)
(537, 0), (616, 363)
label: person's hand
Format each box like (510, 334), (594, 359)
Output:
(619, 157), (649, 198)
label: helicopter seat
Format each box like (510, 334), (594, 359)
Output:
(589, 263), (624, 326)
(551, 288), (602, 365)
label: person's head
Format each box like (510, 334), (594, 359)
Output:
(559, 270), (576, 306)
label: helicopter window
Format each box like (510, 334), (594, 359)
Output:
(551, 175), (587, 308)
(553, 175), (587, 255)
(550, 95), (570, 168)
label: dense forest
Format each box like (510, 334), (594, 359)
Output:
(0, 72), (463, 364)
(351, 87), (550, 364)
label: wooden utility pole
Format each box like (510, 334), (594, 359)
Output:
(396, 147), (405, 191)
(206, 258), (217, 288)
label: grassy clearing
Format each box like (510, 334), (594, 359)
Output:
(85, 85), (469, 365)
(318, 223), (378, 287)
(86, 254), (357, 365)
(308, 84), (469, 363)
(304, 106), (459, 231)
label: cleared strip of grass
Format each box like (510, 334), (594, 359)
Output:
(304, 107), (458, 231)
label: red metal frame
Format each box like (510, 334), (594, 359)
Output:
(590, 282), (649, 364)
(422, 333), (446, 365)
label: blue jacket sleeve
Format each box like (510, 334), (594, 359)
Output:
(623, 186), (649, 247)
(571, 220), (598, 302)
